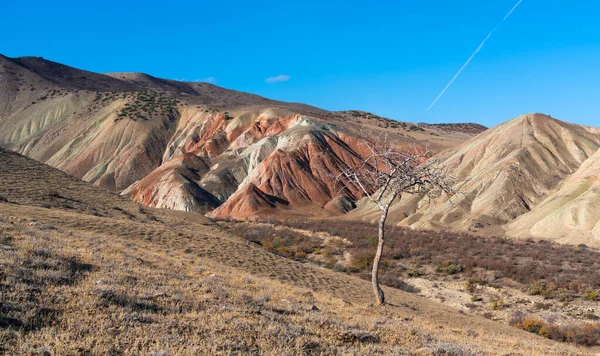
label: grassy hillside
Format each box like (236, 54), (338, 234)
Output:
(222, 218), (600, 344)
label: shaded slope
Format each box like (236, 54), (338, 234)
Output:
(4, 55), (137, 92)
(508, 147), (600, 245)
(0, 146), (146, 220)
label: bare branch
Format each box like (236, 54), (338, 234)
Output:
(332, 130), (457, 306)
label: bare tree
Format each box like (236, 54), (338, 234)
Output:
(337, 134), (455, 305)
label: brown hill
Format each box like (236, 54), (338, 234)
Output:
(0, 145), (146, 220)
(0, 54), (483, 220)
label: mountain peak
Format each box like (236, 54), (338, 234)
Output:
(349, 110), (600, 241)
(510, 112), (555, 124)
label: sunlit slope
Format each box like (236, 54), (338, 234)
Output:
(348, 113), (600, 244)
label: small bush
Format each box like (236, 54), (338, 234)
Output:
(511, 313), (600, 346)
(294, 251), (307, 260)
(332, 264), (347, 273)
(261, 241), (275, 249)
(526, 281), (571, 300)
(491, 297), (504, 310)
(275, 246), (290, 257)
(538, 323), (563, 340)
(513, 317), (544, 334)
(366, 234), (379, 247)
(408, 125), (425, 132)
(348, 252), (374, 271)
(436, 261), (464, 275)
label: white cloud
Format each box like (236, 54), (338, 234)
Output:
(265, 74), (290, 84)
(202, 77), (217, 84)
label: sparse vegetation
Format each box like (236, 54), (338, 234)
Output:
(491, 297), (504, 310)
(223, 218), (600, 348)
(436, 260), (464, 275)
(0, 221), (400, 354)
(425, 122), (488, 134)
(224, 219), (600, 302)
(510, 313), (600, 346)
(114, 90), (177, 122)
(338, 110), (421, 131)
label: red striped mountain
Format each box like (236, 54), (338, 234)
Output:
(0, 54), (482, 219)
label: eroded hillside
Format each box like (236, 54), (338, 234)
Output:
(348, 113), (600, 245)
(0, 54), (483, 219)
(4, 54), (600, 245)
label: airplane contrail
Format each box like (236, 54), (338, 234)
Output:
(426, 0), (523, 111)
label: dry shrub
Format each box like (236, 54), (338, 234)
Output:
(223, 218), (600, 301)
(513, 317), (545, 334)
(436, 260), (464, 275)
(510, 312), (600, 346)
(538, 323), (563, 341)
(490, 297), (504, 311)
(527, 281), (573, 301)
(348, 251), (374, 271)
(587, 290), (599, 301)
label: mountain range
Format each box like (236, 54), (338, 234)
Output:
(349, 113), (600, 246)
(1, 54), (598, 245)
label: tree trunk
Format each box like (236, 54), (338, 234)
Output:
(372, 206), (389, 305)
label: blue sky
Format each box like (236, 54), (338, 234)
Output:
(2, 0), (599, 127)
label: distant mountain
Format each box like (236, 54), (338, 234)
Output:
(0, 54), (483, 218)
(420, 122), (489, 135)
